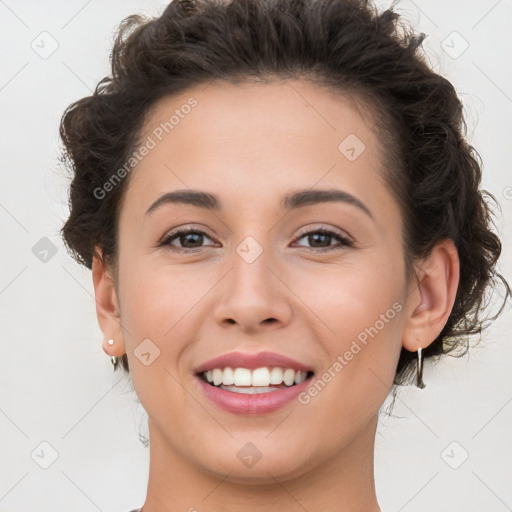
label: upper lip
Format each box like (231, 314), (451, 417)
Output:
(194, 351), (314, 374)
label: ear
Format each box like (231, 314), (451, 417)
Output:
(91, 246), (126, 358)
(402, 238), (460, 352)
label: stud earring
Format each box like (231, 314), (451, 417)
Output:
(416, 347), (426, 389)
(107, 339), (118, 366)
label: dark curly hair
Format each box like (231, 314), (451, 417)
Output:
(59, 0), (509, 386)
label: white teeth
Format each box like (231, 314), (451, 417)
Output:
(233, 368), (252, 386)
(251, 367), (270, 386)
(269, 367), (283, 384)
(212, 368), (223, 386)
(223, 366), (234, 385)
(219, 385), (281, 394)
(203, 367), (309, 387)
(283, 368), (296, 386)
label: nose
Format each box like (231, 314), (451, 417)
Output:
(212, 242), (293, 334)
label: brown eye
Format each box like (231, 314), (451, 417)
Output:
(161, 228), (215, 252)
(159, 226), (353, 253)
(293, 228), (353, 251)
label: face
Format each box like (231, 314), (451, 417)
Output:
(104, 79), (414, 482)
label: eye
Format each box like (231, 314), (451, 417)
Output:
(159, 226), (353, 253)
(159, 227), (216, 252)
(293, 227), (353, 251)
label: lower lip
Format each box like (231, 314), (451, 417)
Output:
(195, 374), (313, 415)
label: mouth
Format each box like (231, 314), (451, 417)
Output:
(194, 366), (315, 415)
(196, 367), (315, 393)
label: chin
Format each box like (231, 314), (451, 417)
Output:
(191, 435), (319, 484)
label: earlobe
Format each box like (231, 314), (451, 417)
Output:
(92, 246), (126, 357)
(402, 238), (460, 352)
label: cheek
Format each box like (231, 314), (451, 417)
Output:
(120, 258), (205, 338)
(116, 261), (202, 396)
(292, 254), (406, 413)
(118, 267), (206, 433)
(292, 251), (405, 341)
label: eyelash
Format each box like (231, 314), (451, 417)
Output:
(159, 226), (353, 253)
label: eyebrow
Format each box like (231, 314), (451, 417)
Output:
(145, 188), (373, 219)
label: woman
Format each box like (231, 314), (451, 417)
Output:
(59, 0), (508, 510)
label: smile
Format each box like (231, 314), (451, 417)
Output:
(195, 367), (315, 415)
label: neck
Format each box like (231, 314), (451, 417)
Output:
(141, 415), (381, 512)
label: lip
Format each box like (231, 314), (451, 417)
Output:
(193, 350), (314, 373)
(194, 373), (314, 415)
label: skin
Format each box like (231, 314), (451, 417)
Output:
(92, 79), (459, 512)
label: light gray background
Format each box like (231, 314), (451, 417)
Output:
(1, 1), (511, 511)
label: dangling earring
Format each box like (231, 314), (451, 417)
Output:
(416, 347), (426, 388)
(107, 339), (118, 367)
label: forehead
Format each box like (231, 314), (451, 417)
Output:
(121, 79), (392, 218)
